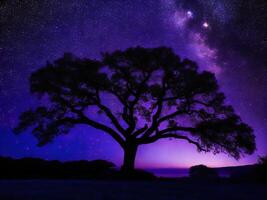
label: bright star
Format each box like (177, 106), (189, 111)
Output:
(187, 11), (193, 18)
(202, 22), (209, 28)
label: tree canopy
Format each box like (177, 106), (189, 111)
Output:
(14, 47), (256, 171)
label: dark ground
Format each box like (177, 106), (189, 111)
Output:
(0, 180), (266, 200)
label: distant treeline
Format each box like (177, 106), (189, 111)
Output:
(189, 163), (267, 183)
(0, 157), (156, 180)
(1, 156), (266, 182)
(0, 156), (118, 179)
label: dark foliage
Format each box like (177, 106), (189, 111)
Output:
(14, 47), (256, 171)
(228, 165), (256, 180)
(189, 165), (218, 179)
(230, 156), (267, 183)
(0, 156), (157, 180)
(255, 156), (267, 182)
(0, 156), (117, 179)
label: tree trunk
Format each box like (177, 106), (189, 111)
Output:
(121, 142), (138, 172)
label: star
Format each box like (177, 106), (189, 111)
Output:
(202, 22), (209, 28)
(187, 11), (193, 18)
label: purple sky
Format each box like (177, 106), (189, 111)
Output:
(0, 0), (267, 168)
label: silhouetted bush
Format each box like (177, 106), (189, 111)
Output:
(257, 156), (267, 179)
(0, 156), (157, 180)
(229, 165), (256, 181)
(228, 157), (267, 183)
(250, 156), (267, 182)
(0, 156), (116, 179)
(189, 165), (218, 179)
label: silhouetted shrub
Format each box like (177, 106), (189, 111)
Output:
(253, 156), (267, 182)
(0, 156), (157, 180)
(229, 165), (257, 181)
(189, 165), (218, 179)
(229, 157), (267, 183)
(0, 156), (116, 179)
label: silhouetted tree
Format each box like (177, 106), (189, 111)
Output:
(189, 165), (218, 179)
(255, 156), (267, 182)
(14, 47), (256, 172)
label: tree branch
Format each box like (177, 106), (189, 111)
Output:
(193, 100), (211, 107)
(140, 76), (167, 137)
(56, 95), (125, 146)
(132, 124), (148, 137)
(157, 110), (186, 124)
(95, 100), (126, 137)
(157, 126), (197, 135)
(80, 114), (125, 147)
(138, 132), (207, 152)
(120, 72), (152, 134)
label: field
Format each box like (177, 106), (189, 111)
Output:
(0, 180), (266, 200)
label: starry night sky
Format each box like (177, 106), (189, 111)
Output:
(0, 0), (267, 168)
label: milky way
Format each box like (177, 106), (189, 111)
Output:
(0, 0), (267, 168)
